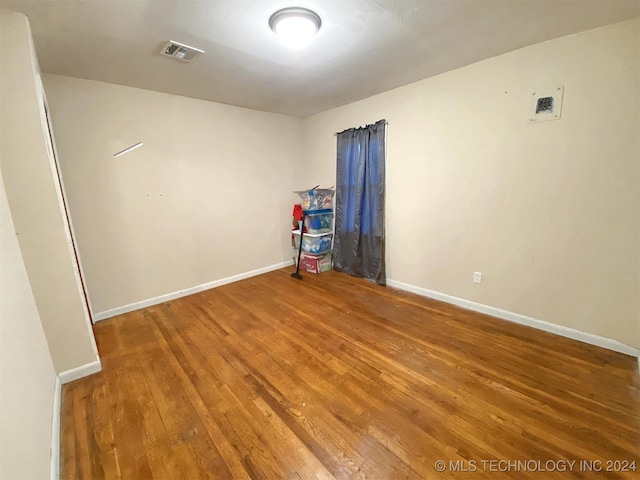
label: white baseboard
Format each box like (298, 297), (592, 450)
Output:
(387, 279), (640, 359)
(94, 260), (295, 322)
(58, 358), (102, 384)
(50, 376), (61, 480)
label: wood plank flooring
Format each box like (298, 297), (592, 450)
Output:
(62, 268), (639, 479)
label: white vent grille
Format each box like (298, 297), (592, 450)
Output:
(161, 40), (204, 62)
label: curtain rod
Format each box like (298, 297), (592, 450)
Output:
(334, 120), (389, 136)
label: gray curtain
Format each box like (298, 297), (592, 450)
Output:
(334, 119), (386, 285)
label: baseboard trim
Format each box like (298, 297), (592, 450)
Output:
(58, 358), (102, 384)
(94, 260), (295, 322)
(50, 376), (61, 480)
(386, 279), (640, 359)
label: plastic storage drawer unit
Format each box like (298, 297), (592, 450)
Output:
(292, 230), (333, 255)
(294, 189), (335, 211)
(304, 209), (333, 234)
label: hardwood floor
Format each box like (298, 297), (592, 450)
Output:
(62, 268), (639, 479)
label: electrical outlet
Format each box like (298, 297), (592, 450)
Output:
(473, 272), (482, 284)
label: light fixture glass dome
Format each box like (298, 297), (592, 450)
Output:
(269, 7), (321, 49)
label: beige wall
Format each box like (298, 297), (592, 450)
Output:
(0, 10), (99, 372)
(0, 156), (57, 479)
(43, 74), (302, 314)
(300, 18), (640, 349)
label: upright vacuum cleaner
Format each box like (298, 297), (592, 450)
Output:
(291, 210), (305, 280)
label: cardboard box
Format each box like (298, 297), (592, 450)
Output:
(299, 251), (332, 274)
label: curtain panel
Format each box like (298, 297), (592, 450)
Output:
(334, 119), (386, 285)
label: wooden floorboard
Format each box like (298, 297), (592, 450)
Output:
(61, 268), (640, 479)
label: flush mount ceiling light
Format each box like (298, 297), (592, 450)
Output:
(269, 7), (321, 49)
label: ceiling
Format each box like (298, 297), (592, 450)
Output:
(3, 0), (639, 117)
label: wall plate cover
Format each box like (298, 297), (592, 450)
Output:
(528, 86), (564, 123)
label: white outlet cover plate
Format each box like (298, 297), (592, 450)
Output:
(473, 272), (482, 284)
(528, 85), (564, 123)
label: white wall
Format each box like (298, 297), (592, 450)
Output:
(299, 18), (640, 349)
(43, 75), (302, 314)
(0, 10), (99, 374)
(0, 164), (57, 480)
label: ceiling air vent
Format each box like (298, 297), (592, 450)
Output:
(161, 40), (204, 62)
